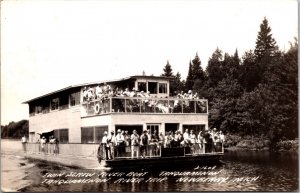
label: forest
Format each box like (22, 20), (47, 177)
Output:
(1, 120), (28, 139)
(1, 18), (297, 151)
(161, 18), (298, 150)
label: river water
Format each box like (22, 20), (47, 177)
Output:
(1, 140), (298, 192)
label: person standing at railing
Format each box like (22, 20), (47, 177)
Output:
(95, 85), (103, 99)
(107, 131), (116, 159)
(165, 131), (173, 148)
(140, 129), (149, 158)
(211, 128), (218, 152)
(174, 131), (180, 147)
(197, 131), (204, 153)
(40, 136), (46, 154)
(131, 130), (140, 158)
(116, 129), (125, 157)
(190, 130), (197, 154)
(100, 131), (109, 160)
(124, 130), (131, 156)
(158, 132), (165, 150)
(150, 130), (159, 156)
(49, 136), (55, 154)
(21, 135), (27, 153)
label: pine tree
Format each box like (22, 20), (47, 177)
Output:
(254, 17), (278, 62)
(185, 60), (194, 91)
(192, 53), (206, 83)
(170, 72), (185, 95)
(206, 48), (223, 87)
(161, 60), (173, 77)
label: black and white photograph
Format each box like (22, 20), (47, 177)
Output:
(1, 0), (298, 192)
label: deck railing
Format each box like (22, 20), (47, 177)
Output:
(99, 142), (224, 160)
(24, 143), (99, 158)
(82, 97), (208, 116)
(23, 142), (223, 160)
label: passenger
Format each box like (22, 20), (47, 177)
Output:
(54, 137), (59, 154)
(165, 131), (173, 148)
(21, 135), (27, 153)
(219, 131), (225, 143)
(124, 130), (131, 156)
(129, 88), (137, 97)
(116, 129), (125, 157)
(40, 136), (46, 154)
(95, 85), (103, 99)
(158, 132), (165, 149)
(193, 92), (199, 99)
(190, 130), (197, 154)
(87, 87), (95, 101)
(174, 131), (181, 147)
(190, 130), (196, 144)
(49, 136), (56, 154)
(101, 131), (109, 160)
(131, 130), (140, 158)
(137, 90), (145, 97)
(103, 83), (109, 94)
(124, 130), (131, 146)
(123, 88), (130, 97)
(140, 129), (149, 157)
(212, 128), (218, 152)
(197, 131), (204, 153)
(188, 90), (193, 99)
(83, 87), (89, 102)
(107, 131), (116, 159)
(177, 130), (183, 146)
(183, 129), (190, 146)
(150, 130), (159, 156)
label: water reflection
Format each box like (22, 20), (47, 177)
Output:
(19, 150), (298, 192)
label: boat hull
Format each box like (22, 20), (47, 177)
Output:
(100, 153), (223, 168)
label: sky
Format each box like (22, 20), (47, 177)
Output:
(1, 0), (298, 125)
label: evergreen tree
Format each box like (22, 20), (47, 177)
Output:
(206, 48), (223, 87)
(239, 50), (259, 91)
(170, 72), (185, 95)
(191, 53), (206, 87)
(161, 60), (174, 77)
(254, 17), (279, 85)
(254, 17), (278, 62)
(185, 60), (194, 91)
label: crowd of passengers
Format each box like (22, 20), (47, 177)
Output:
(83, 83), (201, 102)
(99, 128), (225, 160)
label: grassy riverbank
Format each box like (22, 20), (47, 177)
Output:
(223, 134), (298, 152)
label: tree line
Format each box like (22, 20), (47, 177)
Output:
(161, 17), (298, 149)
(1, 120), (29, 139)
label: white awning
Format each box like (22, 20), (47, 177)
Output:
(37, 129), (54, 135)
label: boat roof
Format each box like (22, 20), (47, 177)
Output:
(22, 75), (173, 104)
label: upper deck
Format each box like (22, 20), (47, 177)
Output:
(25, 75), (208, 118)
(81, 97), (208, 117)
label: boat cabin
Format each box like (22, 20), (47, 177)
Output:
(24, 75), (209, 145)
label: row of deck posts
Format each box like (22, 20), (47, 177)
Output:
(107, 142), (224, 159)
(85, 97), (209, 115)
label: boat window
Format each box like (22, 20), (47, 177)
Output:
(95, 126), (108, 143)
(81, 127), (94, 143)
(60, 94), (69, 110)
(51, 98), (59, 111)
(115, 125), (143, 135)
(137, 82), (146, 92)
(54, 128), (69, 144)
(70, 91), (80, 106)
(81, 126), (108, 144)
(148, 82), (157, 94)
(159, 83), (167, 94)
(147, 124), (159, 135)
(35, 105), (42, 114)
(182, 125), (205, 136)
